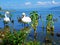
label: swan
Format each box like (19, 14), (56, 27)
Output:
(4, 11), (10, 22)
(22, 13), (31, 23)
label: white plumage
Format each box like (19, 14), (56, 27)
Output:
(4, 17), (10, 22)
(22, 13), (31, 23)
(6, 11), (10, 14)
(4, 11), (10, 22)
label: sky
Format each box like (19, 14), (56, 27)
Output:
(0, 0), (60, 9)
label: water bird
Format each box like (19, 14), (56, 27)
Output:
(4, 11), (10, 23)
(18, 13), (31, 23)
(22, 12), (31, 23)
(21, 13), (31, 27)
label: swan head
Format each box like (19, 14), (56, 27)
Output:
(5, 11), (10, 14)
(22, 12), (26, 17)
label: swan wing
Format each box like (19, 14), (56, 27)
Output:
(22, 17), (31, 23)
(4, 17), (10, 22)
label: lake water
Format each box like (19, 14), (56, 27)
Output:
(0, 10), (60, 45)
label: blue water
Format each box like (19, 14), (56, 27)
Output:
(0, 11), (60, 31)
(0, 10), (60, 44)
(0, 11), (60, 33)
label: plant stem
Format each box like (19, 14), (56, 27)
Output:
(34, 29), (37, 41)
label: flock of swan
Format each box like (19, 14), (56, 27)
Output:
(4, 11), (31, 24)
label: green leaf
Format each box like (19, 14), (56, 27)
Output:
(30, 11), (39, 30)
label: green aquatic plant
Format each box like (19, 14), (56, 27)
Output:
(46, 14), (54, 33)
(26, 41), (40, 45)
(46, 14), (53, 21)
(2, 27), (31, 45)
(30, 11), (39, 41)
(30, 11), (39, 31)
(0, 26), (10, 45)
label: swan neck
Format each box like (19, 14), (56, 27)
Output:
(5, 13), (7, 17)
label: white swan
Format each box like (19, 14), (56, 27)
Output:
(22, 13), (31, 23)
(4, 11), (10, 22)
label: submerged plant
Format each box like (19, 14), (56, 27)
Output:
(30, 11), (39, 41)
